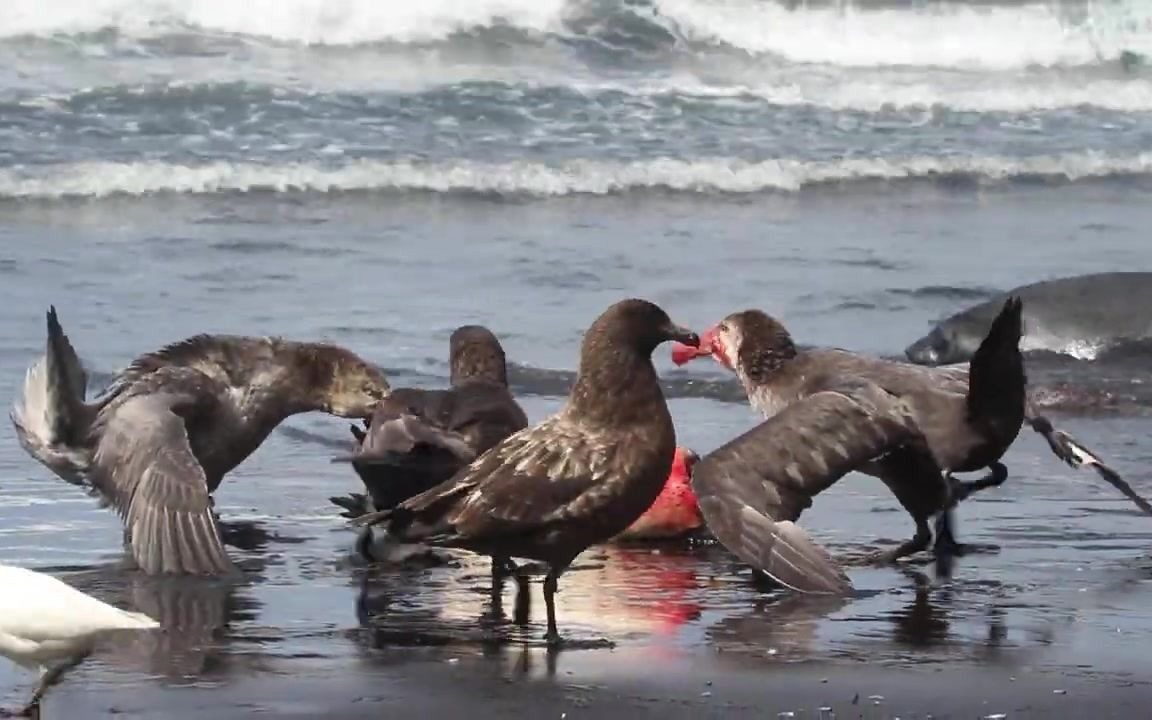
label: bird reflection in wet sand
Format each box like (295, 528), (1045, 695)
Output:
(349, 543), (708, 661)
(707, 592), (850, 663)
(886, 569), (952, 649)
(349, 562), (534, 656)
(704, 570), (1018, 672)
(885, 573), (1011, 659)
(0, 565), (159, 718)
(352, 300), (699, 646)
(51, 556), (266, 683)
(821, 569), (1057, 668)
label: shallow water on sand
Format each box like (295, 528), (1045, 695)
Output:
(4, 0), (1152, 709)
(1, 188), (1152, 716)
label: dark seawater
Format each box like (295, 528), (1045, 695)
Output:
(2, 0), (1152, 716)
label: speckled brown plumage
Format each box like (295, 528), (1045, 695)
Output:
(353, 298), (699, 644)
(678, 296), (1152, 593)
(677, 298), (1027, 593)
(10, 307), (391, 577)
(334, 325), (528, 516)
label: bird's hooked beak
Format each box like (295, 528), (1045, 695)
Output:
(666, 323), (700, 350)
(671, 326), (717, 366)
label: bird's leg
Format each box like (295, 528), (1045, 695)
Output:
(935, 463), (1007, 557)
(489, 558), (534, 626)
(513, 570), (531, 627)
(947, 462), (1008, 506)
(488, 556), (516, 613)
(543, 569), (562, 646)
(933, 509), (964, 576)
(491, 556), (518, 582)
(23, 653), (89, 716)
(869, 515), (932, 565)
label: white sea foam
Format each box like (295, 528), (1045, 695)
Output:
(2, 152), (1150, 199)
(2, 0), (568, 45)
(657, 0), (1152, 69)
(5, 1), (1152, 117)
(4, 0), (1150, 69)
(584, 74), (1152, 113)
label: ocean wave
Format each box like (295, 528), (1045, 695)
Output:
(15, 71), (1152, 118)
(4, 153), (1152, 200)
(659, 0), (1152, 69)
(3, 0), (564, 45)
(709, 78), (1152, 114)
(5, 0), (1151, 70)
(2, 0), (568, 46)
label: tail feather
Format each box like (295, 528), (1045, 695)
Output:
(1028, 414), (1152, 516)
(10, 307), (93, 482)
(47, 305), (88, 409)
(967, 296), (1026, 423)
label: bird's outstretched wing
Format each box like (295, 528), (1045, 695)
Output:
(1027, 412), (1152, 516)
(356, 415), (655, 550)
(693, 381), (921, 594)
(91, 392), (233, 576)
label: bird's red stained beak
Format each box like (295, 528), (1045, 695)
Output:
(671, 327), (716, 366)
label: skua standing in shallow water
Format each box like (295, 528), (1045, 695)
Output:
(671, 298), (1152, 593)
(10, 307), (391, 577)
(353, 299), (699, 645)
(330, 325), (528, 522)
(331, 325), (529, 573)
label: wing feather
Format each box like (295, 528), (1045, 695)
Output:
(693, 381), (921, 594)
(374, 416), (627, 547)
(91, 393), (233, 576)
(447, 418), (608, 533)
(1027, 412), (1152, 516)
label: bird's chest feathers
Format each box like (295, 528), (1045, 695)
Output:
(197, 386), (286, 477)
(748, 384), (792, 420)
(601, 430), (676, 509)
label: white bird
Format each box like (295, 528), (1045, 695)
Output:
(0, 565), (160, 717)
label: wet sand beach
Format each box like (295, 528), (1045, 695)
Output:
(5, 0), (1152, 714)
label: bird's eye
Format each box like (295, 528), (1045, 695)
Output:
(718, 323), (729, 333)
